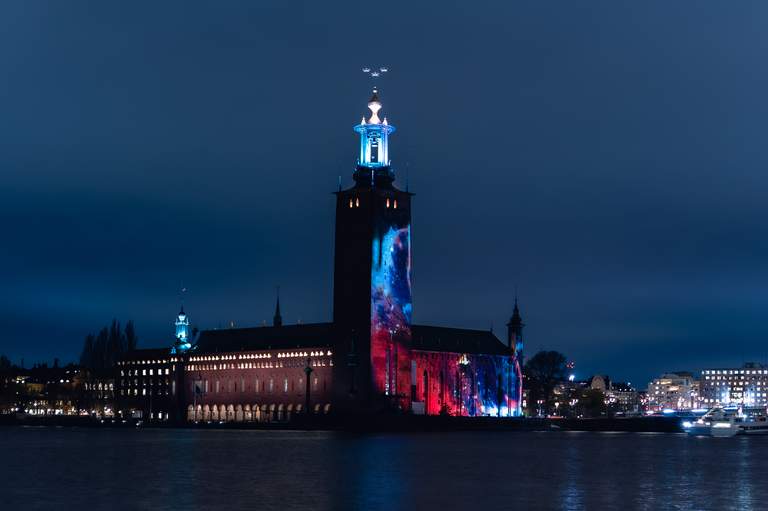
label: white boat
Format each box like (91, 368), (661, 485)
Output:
(683, 407), (768, 437)
(683, 408), (740, 437)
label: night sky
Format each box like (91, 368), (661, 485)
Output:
(2, 1), (768, 386)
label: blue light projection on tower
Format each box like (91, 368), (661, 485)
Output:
(371, 224), (413, 399)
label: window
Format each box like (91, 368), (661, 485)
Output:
(393, 199), (398, 209)
(255, 378), (260, 393)
(349, 198), (353, 208)
(269, 378), (274, 393)
(215, 380), (220, 393)
(355, 198), (360, 207)
(284, 378), (289, 393)
(241, 377), (245, 392)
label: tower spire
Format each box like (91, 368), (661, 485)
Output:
(273, 286), (283, 327)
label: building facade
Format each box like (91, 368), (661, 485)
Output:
(646, 372), (699, 411)
(116, 89), (524, 422)
(607, 381), (639, 414)
(700, 363), (768, 408)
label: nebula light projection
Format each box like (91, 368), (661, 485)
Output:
(371, 224), (413, 407)
(414, 352), (521, 416)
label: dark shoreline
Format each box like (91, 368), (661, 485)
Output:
(0, 414), (684, 433)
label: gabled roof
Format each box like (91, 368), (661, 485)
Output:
(411, 325), (510, 356)
(195, 323), (334, 354)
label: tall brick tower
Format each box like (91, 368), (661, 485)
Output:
(332, 88), (413, 412)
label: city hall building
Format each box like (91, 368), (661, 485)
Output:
(116, 89), (524, 423)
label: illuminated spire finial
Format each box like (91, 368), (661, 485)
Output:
(368, 88), (382, 124)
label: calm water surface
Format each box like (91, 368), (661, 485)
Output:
(1, 427), (765, 510)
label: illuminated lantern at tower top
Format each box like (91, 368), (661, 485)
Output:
(353, 88), (396, 186)
(174, 306), (192, 352)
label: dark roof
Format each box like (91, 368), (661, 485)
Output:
(180, 322), (509, 357)
(195, 323), (334, 353)
(120, 347), (171, 361)
(411, 325), (510, 356)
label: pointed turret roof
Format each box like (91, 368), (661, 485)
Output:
(273, 288), (283, 327)
(508, 297), (523, 327)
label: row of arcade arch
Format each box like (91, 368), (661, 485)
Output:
(187, 403), (331, 423)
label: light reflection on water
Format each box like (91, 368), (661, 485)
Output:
(1, 428), (766, 511)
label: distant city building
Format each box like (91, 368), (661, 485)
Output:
(700, 363), (768, 407)
(646, 372), (699, 411)
(606, 381), (639, 414)
(0, 364), (106, 416)
(552, 379), (582, 415)
(588, 375), (610, 392)
(550, 375), (637, 417)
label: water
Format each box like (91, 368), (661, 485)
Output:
(1, 427), (766, 511)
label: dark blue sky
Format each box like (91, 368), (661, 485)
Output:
(2, 1), (768, 386)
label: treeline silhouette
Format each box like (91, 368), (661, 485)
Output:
(79, 319), (138, 371)
(0, 355), (63, 371)
(0, 354), (13, 371)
